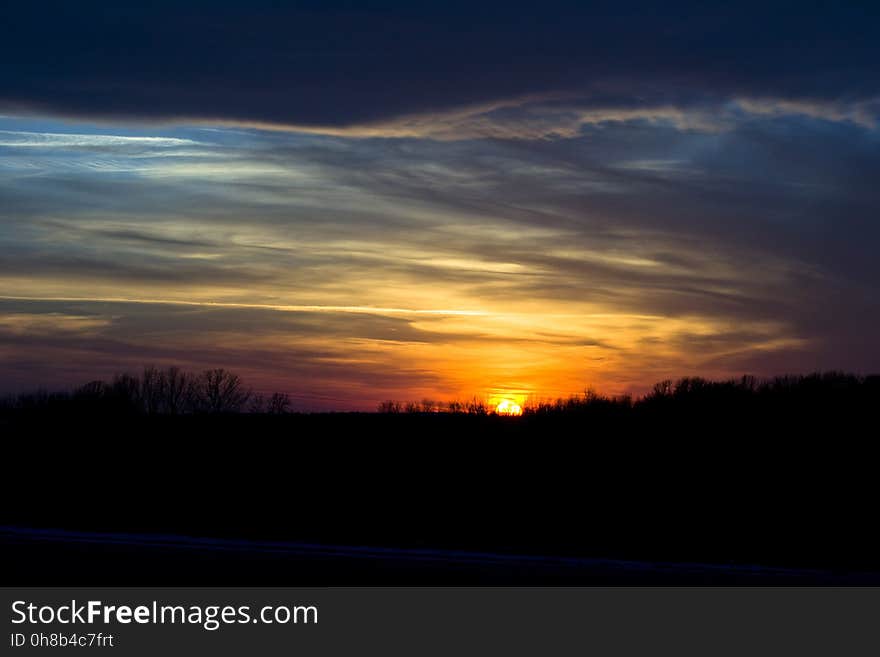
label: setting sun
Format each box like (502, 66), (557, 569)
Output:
(494, 399), (523, 416)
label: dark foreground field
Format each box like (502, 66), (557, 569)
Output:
(2, 374), (879, 584)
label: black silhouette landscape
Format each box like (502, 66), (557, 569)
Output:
(3, 368), (878, 584)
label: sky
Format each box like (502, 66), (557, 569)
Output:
(1, 1), (878, 409)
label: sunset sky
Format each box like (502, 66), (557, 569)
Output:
(1, 1), (878, 409)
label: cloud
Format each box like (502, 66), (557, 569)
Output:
(219, 99), (728, 140)
(1, 2), (878, 131)
(2, 2), (879, 407)
(0, 130), (201, 149)
(224, 96), (878, 141)
(0, 295), (490, 318)
(1, 91), (878, 404)
(732, 98), (880, 130)
(0, 296), (815, 409)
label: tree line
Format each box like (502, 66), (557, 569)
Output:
(378, 372), (880, 415)
(2, 366), (291, 415)
(1, 369), (877, 416)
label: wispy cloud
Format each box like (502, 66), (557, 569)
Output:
(733, 97), (880, 129)
(0, 130), (202, 148)
(0, 295), (490, 317)
(200, 96), (879, 141)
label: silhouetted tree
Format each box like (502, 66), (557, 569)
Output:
(249, 394), (266, 414)
(267, 392), (292, 414)
(465, 397), (488, 415)
(75, 380), (108, 399)
(377, 400), (402, 413)
(111, 373), (142, 411)
(159, 367), (195, 415)
(141, 366), (163, 415)
(650, 379), (673, 399)
(196, 368), (251, 413)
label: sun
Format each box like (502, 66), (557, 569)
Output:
(494, 399), (523, 416)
